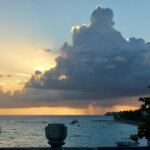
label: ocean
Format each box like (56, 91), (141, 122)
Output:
(0, 115), (147, 147)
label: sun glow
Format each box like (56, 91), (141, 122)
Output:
(0, 40), (57, 93)
(0, 107), (87, 115)
(34, 66), (43, 71)
(0, 104), (140, 115)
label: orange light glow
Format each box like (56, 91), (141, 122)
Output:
(0, 80), (24, 94)
(34, 66), (43, 71)
(0, 107), (87, 115)
(111, 105), (139, 112)
(0, 105), (140, 115)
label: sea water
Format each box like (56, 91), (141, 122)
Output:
(0, 115), (147, 147)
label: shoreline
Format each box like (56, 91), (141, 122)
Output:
(91, 120), (140, 126)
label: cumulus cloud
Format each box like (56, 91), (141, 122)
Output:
(26, 6), (150, 101)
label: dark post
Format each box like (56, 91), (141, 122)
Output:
(45, 124), (67, 150)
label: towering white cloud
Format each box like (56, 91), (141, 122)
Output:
(26, 6), (150, 100)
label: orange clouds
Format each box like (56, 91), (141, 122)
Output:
(86, 104), (139, 115)
(0, 107), (86, 115)
(0, 105), (139, 115)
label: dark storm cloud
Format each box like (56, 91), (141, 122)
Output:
(0, 86), (141, 108)
(26, 6), (150, 100)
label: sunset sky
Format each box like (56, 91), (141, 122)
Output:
(0, 0), (150, 115)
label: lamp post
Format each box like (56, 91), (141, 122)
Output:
(45, 124), (67, 150)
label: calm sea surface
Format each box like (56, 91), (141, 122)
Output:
(0, 115), (146, 147)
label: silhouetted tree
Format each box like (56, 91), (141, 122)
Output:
(130, 86), (150, 146)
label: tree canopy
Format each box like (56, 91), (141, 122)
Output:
(130, 86), (150, 142)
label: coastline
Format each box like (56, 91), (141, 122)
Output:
(91, 120), (140, 126)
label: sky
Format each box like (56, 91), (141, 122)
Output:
(0, 0), (150, 115)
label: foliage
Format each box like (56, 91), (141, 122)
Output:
(130, 86), (150, 141)
(106, 110), (143, 122)
(113, 110), (142, 121)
